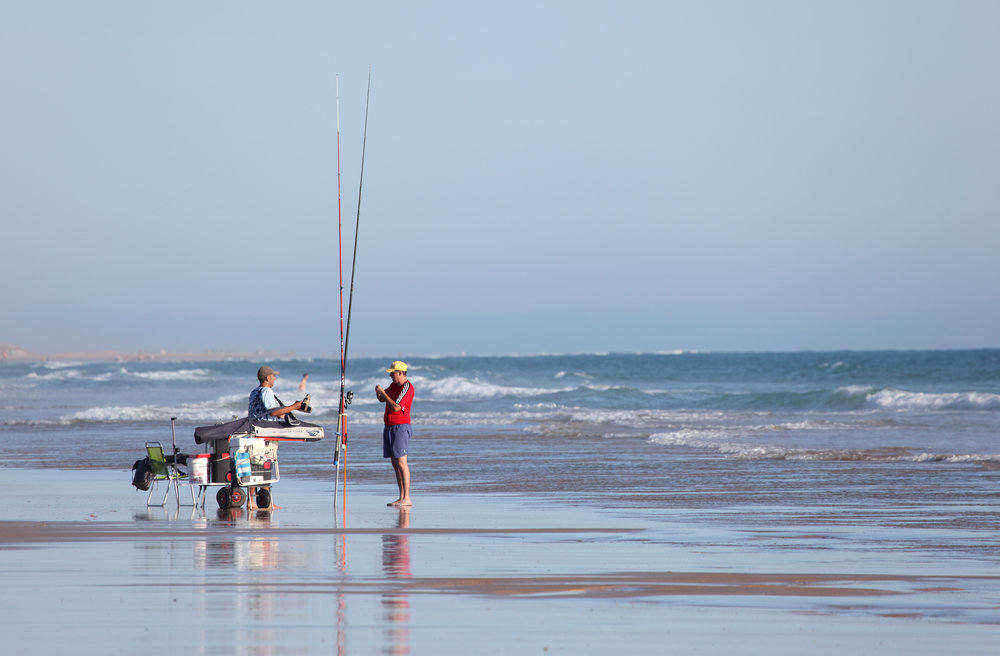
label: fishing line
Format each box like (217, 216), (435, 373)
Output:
(334, 66), (372, 508)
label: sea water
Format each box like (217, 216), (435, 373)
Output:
(2, 350), (998, 468)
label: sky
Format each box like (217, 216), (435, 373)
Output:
(1, 1), (998, 355)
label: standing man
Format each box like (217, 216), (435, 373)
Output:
(376, 361), (415, 507)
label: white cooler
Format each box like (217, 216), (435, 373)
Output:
(190, 453), (210, 485)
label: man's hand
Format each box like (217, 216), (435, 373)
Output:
(375, 385), (401, 412)
(269, 400), (301, 418)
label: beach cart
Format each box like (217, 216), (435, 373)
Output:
(193, 416), (324, 510)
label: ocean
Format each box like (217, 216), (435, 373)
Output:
(3, 349), (999, 470)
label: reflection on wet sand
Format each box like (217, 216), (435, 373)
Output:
(381, 508), (412, 655)
(191, 509), (281, 570)
(132, 504), (202, 523)
(191, 509), (284, 656)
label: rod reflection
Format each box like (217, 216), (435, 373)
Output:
(334, 501), (348, 656)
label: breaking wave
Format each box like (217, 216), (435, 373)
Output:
(867, 388), (1000, 411)
(554, 371), (594, 379)
(415, 376), (570, 399)
(23, 368), (212, 382)
(59, 394), (245, 424)
(690, 386), (1000, 412)
(649, 430), (1000, 464)
(122, 368), (213, 381)
(26, 370), (85, 381)
(40, 360), (83, 369)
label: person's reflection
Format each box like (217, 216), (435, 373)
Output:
(381, 508), (411, 655)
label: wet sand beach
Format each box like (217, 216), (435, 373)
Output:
(2, 467), (1000, 655)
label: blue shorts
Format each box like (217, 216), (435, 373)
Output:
(383, 424), (411, 459)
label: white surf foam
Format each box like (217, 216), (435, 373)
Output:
(867, 388), (1000, 411)
(763, 419), (856, 431)
(837, 385), (876, 396)
(649, 430), (1000, 463)
(61, 393), (245, 424)
(415, 376), (569, 399)
(67, 405), (176, 422)
(913, 452), (1000, 463)
(554, 371), (594, 380)
(526, 407), (732, 429)
(40, 360), (84, 369)
(26, 370), (85, 381)
(123, 368), (213, 381)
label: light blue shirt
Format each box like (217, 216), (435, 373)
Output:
(261, 387), (279, 410)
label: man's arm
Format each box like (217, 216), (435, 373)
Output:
(263, 387), (302, 418)
(268, 401), (302, 418)
(375, 385), (402, 413)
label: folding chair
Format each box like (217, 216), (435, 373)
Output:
(145, 441), (195, 507)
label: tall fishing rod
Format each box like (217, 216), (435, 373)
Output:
(333, 74), (346, 506)
(334, 66), (372, 509)
(335, 74), (346, 431)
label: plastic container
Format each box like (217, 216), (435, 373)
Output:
(190, 453), (210, 485)
(233, 450), (252, 480)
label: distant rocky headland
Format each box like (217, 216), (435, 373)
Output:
(0, 344), (300, 363)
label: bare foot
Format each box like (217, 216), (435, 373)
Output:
(387, 499), (402, 507)
(397, 498), (413, 508)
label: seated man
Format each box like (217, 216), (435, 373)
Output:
(249, 365), (304, 422)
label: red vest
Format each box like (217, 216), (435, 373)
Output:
(383, 381), (414, 426)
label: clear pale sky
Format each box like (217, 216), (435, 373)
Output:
(2, 1), (997, 355)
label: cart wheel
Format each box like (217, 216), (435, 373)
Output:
(216, 487), (230, 509)
(229, 486), (246, 508)
(255, 487), (272, 509)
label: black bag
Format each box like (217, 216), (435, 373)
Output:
(131, 457), (153, 491)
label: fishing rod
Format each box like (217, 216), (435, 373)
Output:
(336, 74), (345, 422)
(334, 66), (372, 509)
(334, 73), (346, 508)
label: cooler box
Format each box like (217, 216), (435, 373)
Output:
(190, 454), (211, 485)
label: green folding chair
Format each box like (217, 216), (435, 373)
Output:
(144, 441), (195, 507)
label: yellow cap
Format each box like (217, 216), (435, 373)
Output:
(386, 360), (408, 373)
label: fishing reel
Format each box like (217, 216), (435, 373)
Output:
(299, 394), (313, 413)
(345, 390), (354, 406)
